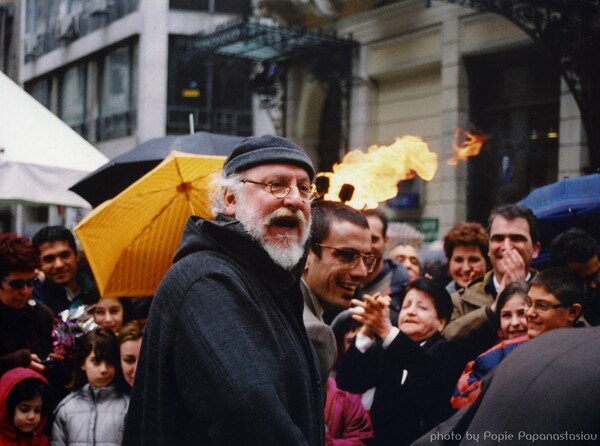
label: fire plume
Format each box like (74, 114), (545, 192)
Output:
(318, 135), (438, 209)
(447, 128), (488, 165)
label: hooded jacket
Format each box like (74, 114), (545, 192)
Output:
(51, 384), (129, 446)
(0, 368), (49, 446)
(123, 215), (324, 446)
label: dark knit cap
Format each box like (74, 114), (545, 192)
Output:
(223, 135), (315, 180)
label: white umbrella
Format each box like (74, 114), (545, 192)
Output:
(0, 71), (108, 207)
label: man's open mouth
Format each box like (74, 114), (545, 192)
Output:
(271, 216), (300, 229)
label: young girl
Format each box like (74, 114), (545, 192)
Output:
(0, 367), (50, 446)
(51, 328), (129, 446)
(451, 281), (529, 409)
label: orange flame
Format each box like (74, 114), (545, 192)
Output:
(447, 128), (488, 165)
(317, 135), (438, 209)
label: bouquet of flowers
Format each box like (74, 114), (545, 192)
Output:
(48, 304), (97, 361)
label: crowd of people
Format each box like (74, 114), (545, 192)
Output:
(1, 134), (598, 445)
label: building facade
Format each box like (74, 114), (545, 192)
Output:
(8, 0), (592, 242)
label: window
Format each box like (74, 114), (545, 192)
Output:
(26, 78), (51, 110)
(169, 0), (250, 14)
(167, 37), (253, 136)
(97, 43), (137, 141)
(59, 63), (87, 135)
(465, 48), (561, 223)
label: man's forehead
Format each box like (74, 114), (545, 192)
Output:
(39, 240), (74, 254)
(490, 216), (531, 233)
(243, 163), (311, 180)
(326, 220), (370, 244)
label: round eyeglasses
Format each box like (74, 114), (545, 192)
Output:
(241, 179), (321, 202)
(524, 296), (569, 312)
(313, 243), (377, 273)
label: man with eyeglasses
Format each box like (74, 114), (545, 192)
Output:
(0, 233), (60, 376)
(443, 204), (541, 360)
(31, 225), (99, 316)
(124, 135), (325, 446)
(300, 201), (375, 391)
(551, 228), (600, 325)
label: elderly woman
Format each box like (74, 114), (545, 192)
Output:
(443, 222), (489, 294)
(336, 278), (467, 446)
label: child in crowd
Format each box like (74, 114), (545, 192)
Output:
(117, 319), (146, 389)
(0, 367), (50, 446)
(51, 328), (129, 446)
(92, 298), (130, 335)
(452, 268), (584, 409)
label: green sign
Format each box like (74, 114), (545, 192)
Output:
(393, 218), (439, 243)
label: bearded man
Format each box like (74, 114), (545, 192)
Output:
(123, 135), (324, 446)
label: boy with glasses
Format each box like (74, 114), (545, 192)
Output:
(525, 266), (584, 337)
(0, 233), (58, 376)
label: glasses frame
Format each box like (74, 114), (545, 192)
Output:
(2, 277), (40, 290)
(524, 296), (570, 312)
(313, 243), (377, 273)
(240, 179), (321, 202)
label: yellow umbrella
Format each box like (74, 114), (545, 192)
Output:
(74, 151), (225, 298)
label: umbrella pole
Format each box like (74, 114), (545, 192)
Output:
(189, 113), (195, 135)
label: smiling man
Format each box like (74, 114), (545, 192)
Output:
(123, 135), (324, 446)
(443, 204), (541, 359)
(32, 226), (99, 316)
(301, 201), (374, 386)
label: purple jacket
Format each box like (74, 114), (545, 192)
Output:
(325, 378), (373, 446)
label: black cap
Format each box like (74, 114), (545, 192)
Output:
(223, 135), (315, 180)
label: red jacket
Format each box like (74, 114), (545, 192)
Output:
(325, 378), (373, 446)
(0, 368), (49, 446)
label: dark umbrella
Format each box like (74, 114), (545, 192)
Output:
(70, 131), (246, 207)
(518, 173), (600, 266)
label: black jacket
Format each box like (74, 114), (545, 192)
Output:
(337, 332), (466, 446)
(123, 214), (324, 445)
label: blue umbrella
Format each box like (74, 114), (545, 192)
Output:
(518, 173), (600, 220)
(518, 173), (600, 267)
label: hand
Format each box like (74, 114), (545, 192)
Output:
(29, 354), (45, 372)
(496, 248), (527, 285)
(49, 347), (67, 363)
(349, 293), (392, 340)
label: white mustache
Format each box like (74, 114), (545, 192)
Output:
(268, 207), (307, 226)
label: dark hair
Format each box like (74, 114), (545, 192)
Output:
(550, 228), (598, 265)
(406, 277), (453, 322)
(70, 327), (128, 393)
(309, 201), (369, 258)
(330, 310), (362, 366)
(31, 226), (77, 256)
(361, 208), (388, 238)
(0, 233), (38, 278)
(443, 222), (489, 262)
(495, 281), (528, 326)
(6, 378), (50, 421)
(488, 204), (540, 245)
(118, 319), (147, 344)
(530, 267), (586, 308)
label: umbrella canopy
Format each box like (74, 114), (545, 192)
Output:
(518, 173), (600, 266)
(74, 151), (225, 298)
(518, 173), (600, 219)
(0, 71), (108, 207)
(70, 131), (245, 207)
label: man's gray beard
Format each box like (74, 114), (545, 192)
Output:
(237, 205), (310, 271)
